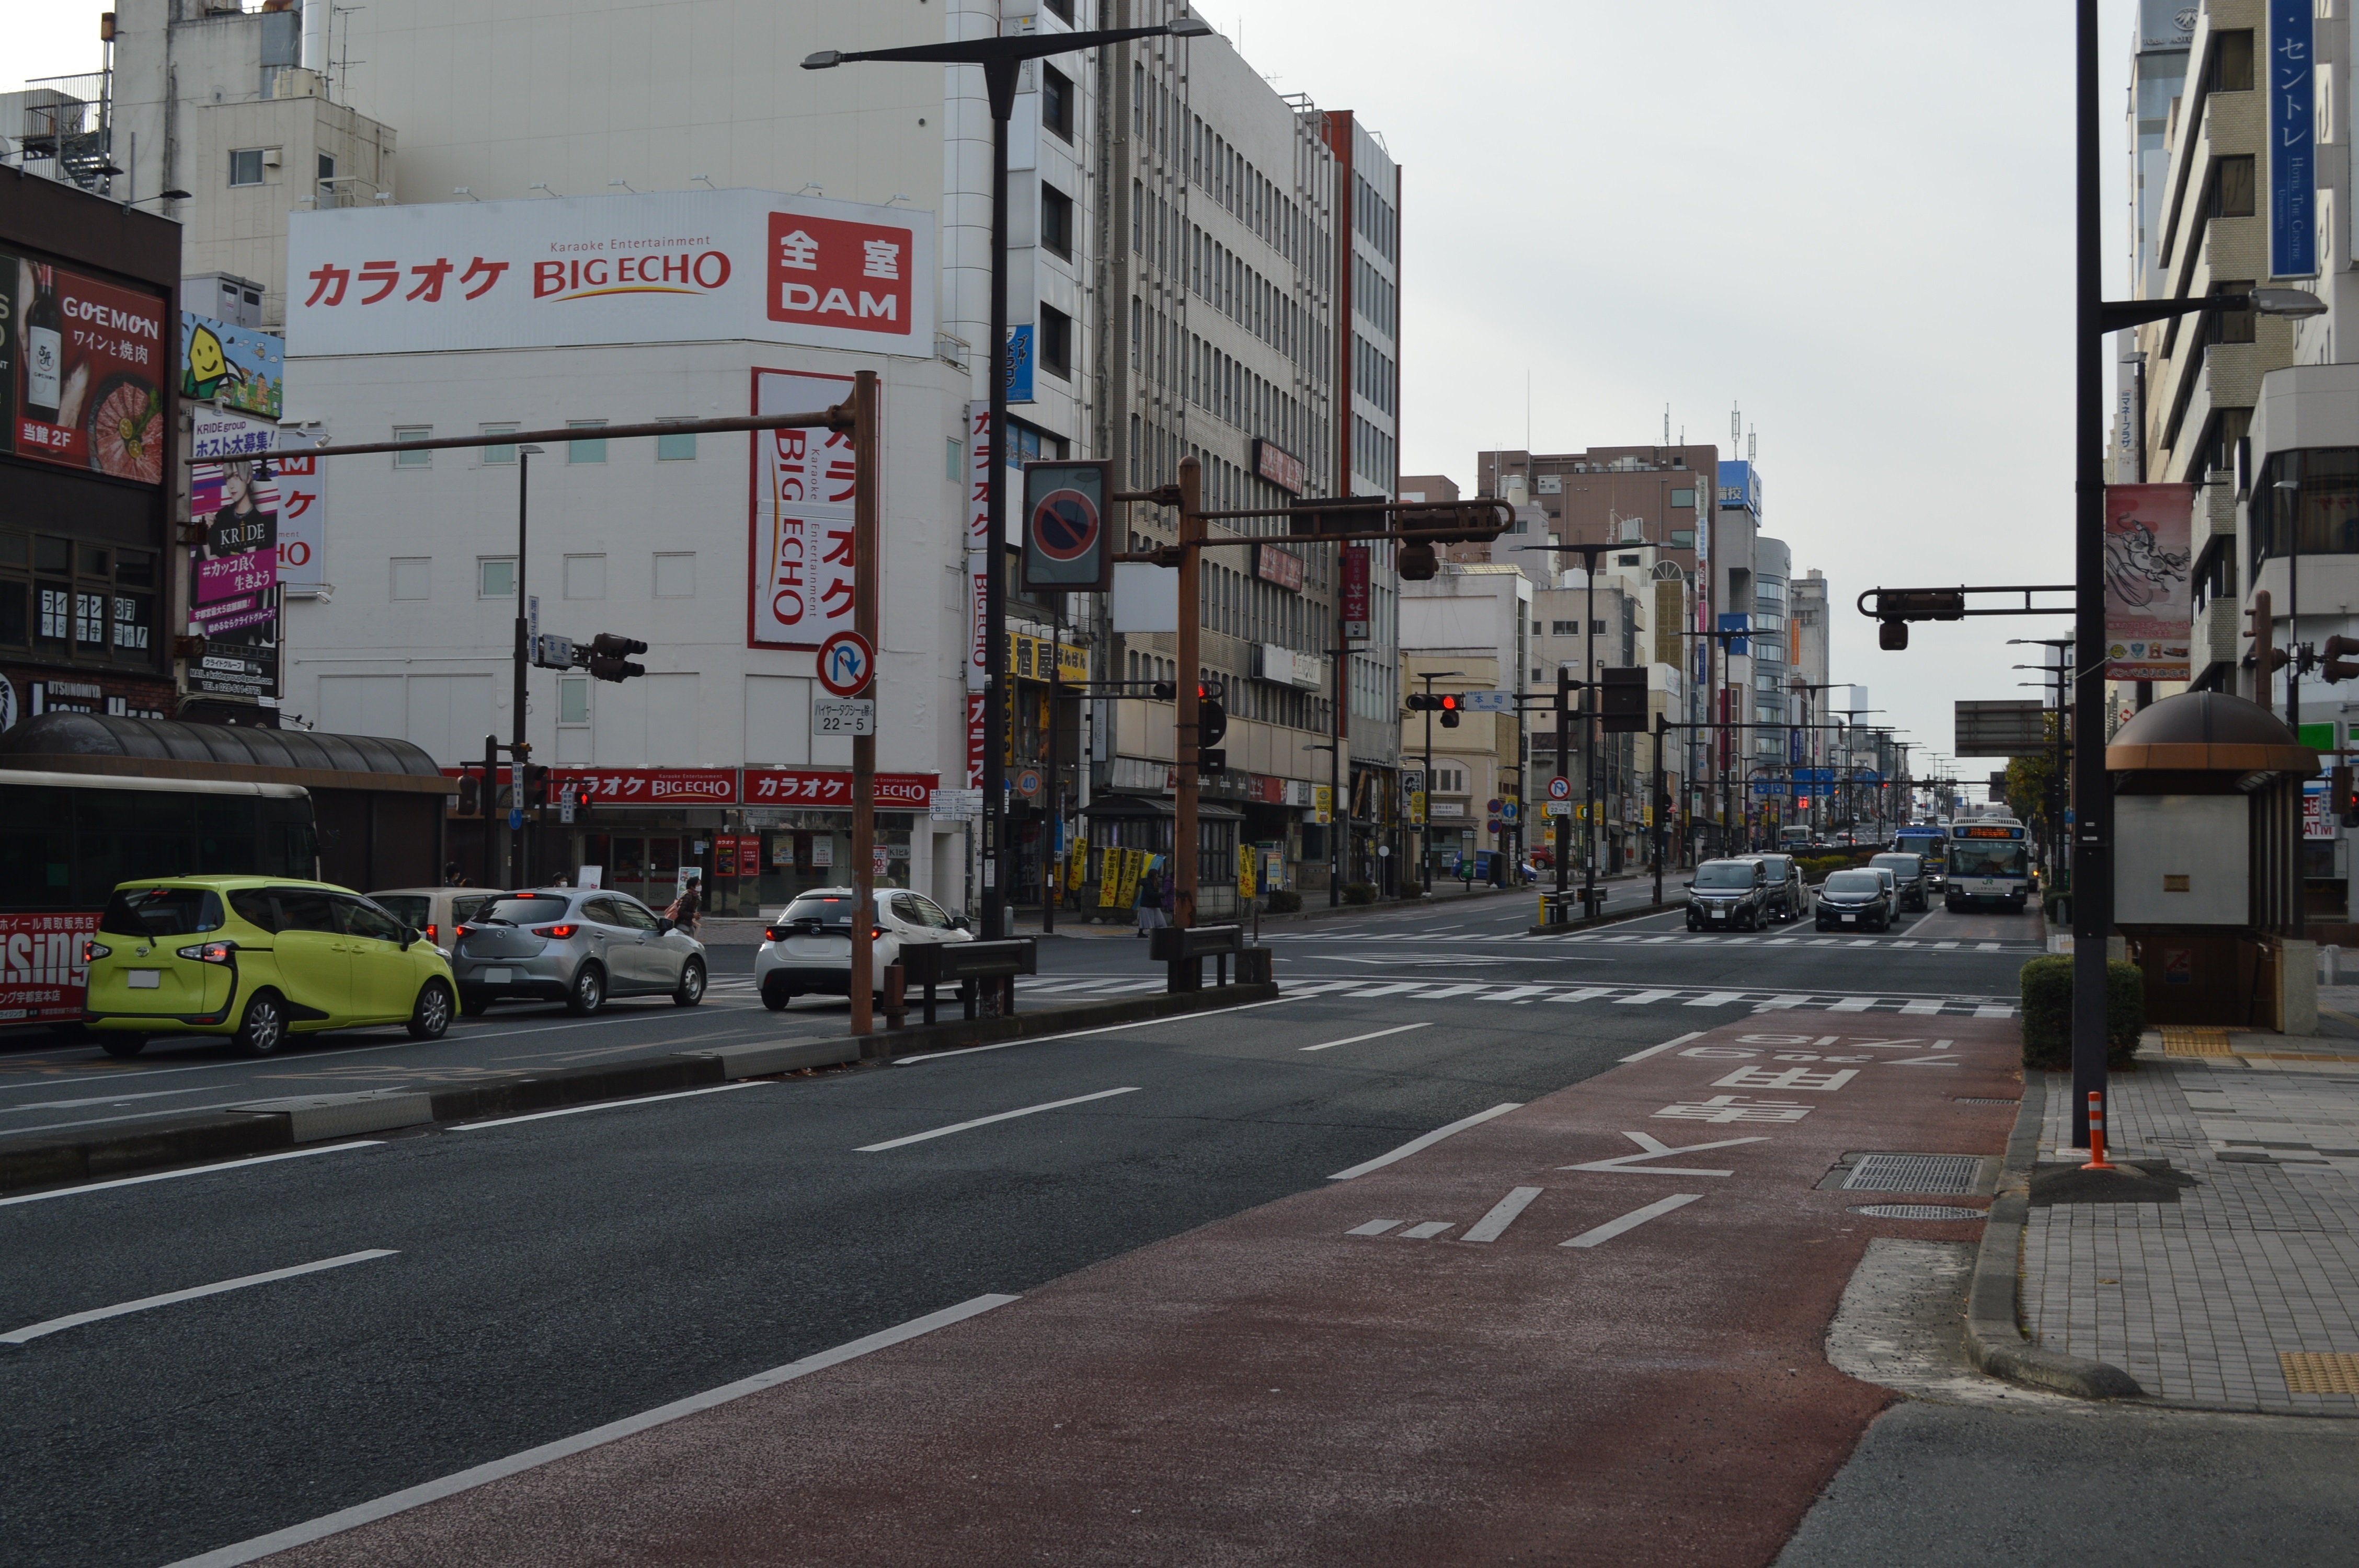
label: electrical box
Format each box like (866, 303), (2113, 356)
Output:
(2115, 795), (2248, 926)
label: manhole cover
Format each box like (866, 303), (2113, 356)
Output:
(1955, 1097), (2019, 1105)
(1849, 1203), (1985, 1220)
(1843, 1154), (1983, 1194)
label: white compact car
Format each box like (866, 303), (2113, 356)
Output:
(755, 887), (974, 1009)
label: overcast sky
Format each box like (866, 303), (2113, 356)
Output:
(13, 1), (2139, 786)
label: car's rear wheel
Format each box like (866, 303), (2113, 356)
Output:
(458, 986), (492, 1016)
(673, 958), (706, 1008)
(235, 991), (289, 1057)
(566, 963), (606, 1016)
(408, 979), (454, 1041)
(760, 975), (794, 1011)
(98, 1035), (147, 1059)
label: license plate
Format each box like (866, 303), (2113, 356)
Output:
(483, 967), (513, 985)
(1842, 914), (1857, 923)
(126, 970), (162, 989)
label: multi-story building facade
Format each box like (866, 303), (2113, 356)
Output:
(1401, 564), (1528, 883)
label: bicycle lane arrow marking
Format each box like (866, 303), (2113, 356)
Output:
(1559, 1132), (1771, 1178)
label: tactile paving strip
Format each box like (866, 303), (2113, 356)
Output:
(2161, 1028), (2232, 1057)
(1954, 1097), (2020, 1105)
(2280, 1353), (2359, 1395)
(1842, 1153), (1983, 1194)
(1849, 1204), (1984, 1220)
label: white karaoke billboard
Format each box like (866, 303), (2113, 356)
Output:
(286, 188), (936, 358)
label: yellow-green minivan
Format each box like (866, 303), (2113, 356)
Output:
(82, 877), (459, 1058)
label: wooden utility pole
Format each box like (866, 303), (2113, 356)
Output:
(848, 369), (880, 1034)
(1174, 455), (1204, 929)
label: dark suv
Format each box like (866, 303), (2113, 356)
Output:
(1869, 852), (1930, 913)
(1743, 854), (1810, 924)
(1687, 858), (1771, 931)
(1816, 868), (1895, 930)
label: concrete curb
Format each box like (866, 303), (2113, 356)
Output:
(0, 984), (1281, 1196)
(1961, 1066), (2147, 1400)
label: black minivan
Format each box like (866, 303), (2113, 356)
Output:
(1816, 868), (1895, 931)
(1687, 858), (1772, 931)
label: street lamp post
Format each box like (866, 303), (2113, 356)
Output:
(805, 13), (1211, 939)
(511, 443), (546, 888)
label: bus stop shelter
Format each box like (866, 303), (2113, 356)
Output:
(0, 713), (455, 892)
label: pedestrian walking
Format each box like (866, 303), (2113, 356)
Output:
(1136, 858), (1164, 936)
(666, 878), (702, 937)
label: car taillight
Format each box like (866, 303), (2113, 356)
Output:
(177, 940), (236, 965)
(425, 924), (439, 944)
(871, 926), (885, 940)
(83, 939), (111, 963)
(764, 925), (790, 942)
(534, 924), (579, 939)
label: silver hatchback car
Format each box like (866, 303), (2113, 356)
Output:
(451, 889), (707, 1014)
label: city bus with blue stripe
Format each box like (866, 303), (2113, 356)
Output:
(1945, 819), (2031, 912)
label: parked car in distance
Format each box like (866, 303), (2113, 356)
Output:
(82, 877), (457, 1058)
(1868, 852), (1929, 912)
(757, 887), (972, 1009)
(368, 887), (497, 954)
(450, 888), (706, 1015)
(1742, 853), (1811, 923)
(1815, 868), (1895, 930)
(1686, 858), (1771, 931)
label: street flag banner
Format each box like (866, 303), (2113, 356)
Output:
(2102, 483), (2194, 682)
(2270, 0), (2318, 279)
(749, 366), (857, 651)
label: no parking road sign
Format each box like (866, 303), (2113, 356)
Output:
(1021, 458), (1115, 592)
(816, 629), (874, 698)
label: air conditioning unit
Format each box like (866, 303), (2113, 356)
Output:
(261, 148), (283, 168)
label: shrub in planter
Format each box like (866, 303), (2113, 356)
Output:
(1264, 890), (1303, 914)
(1399, 880), (1426, 899)
(2019, 954), (2144, 1069)
(1343, 882), (1381, 905)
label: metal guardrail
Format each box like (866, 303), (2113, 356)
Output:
(1149, 923), (1253, 992)
(897, 937), (1037, 1024)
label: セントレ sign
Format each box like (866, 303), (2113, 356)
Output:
(286, 189), (935, 358)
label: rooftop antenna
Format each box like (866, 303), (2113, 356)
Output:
(1663, 403), (1669, 445)
(1748, 424), (1756, 463)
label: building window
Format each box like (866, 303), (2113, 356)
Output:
(1670, 529), (1695, 549)
(568, 420), (608, 463)
(1040, 183), (1073, 260)
(1550, 620), (1578, 636)
(391, 558), (431, 601)
(656, 420), (696, 461)
(2209, 29), (2254, 93)
(654, 552), (695, 598)
(480, 423), (518, 464)
(1039, 304), (1072, 379)
(1669, 488), (1694, 509)
(2209, 156), (2255, 218)
(558, 676), (591, 727)
(228, 148), (265, 187)
(393, 426), (431, 468)
(1041, 65), (1074, 142)
(564, 554), (606, 600)
(478, 558), (517, 598)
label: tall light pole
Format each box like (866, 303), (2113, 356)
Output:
(806, 13), (1211, 939)
(511, 443), (546, 888)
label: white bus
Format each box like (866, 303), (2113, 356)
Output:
(1945, 818), (2031, 913)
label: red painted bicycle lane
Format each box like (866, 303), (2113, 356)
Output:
(262, 1018), (2023, 1568)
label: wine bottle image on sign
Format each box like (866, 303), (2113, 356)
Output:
(25, 264), (62, 424)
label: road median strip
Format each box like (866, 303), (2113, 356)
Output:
(0, 981), (1281, 1197)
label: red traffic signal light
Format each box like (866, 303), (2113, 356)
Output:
(1438, 693), (1461, 728)
(587, 631), (648, 683)
(1197, 683), (1228, 747)
(2336, 765), (2357, 826)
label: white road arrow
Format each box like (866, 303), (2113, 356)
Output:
(1559, 1131), (1770, 1178)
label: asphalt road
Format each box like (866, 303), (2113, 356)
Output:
(0, 890), (2051, 1567)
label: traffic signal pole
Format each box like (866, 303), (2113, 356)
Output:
(848, 370), (880, 1035)
(1175, 456), (1204, 929)
(511, 446), (533, 888)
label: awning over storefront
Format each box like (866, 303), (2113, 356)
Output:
(1081, 794), (1243, 823)
(0, 711), (452, 794)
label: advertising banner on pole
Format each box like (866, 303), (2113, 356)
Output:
(2103, 482), (2194, 681)
(1341, 544), (1371, 641)
(188, 407), (287, 702)
(2269, 0), (2317, 279)
(748, 366), (856, 651)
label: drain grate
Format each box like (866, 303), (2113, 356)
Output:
(1842, 1154), (1983, 1194)
(1850, 1203), (1985, 1220)
(2280, 1352), (2359, 1396)
(1955, 1097), (2020, 1105)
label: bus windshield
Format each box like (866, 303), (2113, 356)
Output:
(1952, 844), (2029, 878)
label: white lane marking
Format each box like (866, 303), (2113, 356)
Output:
(1300, 1022), (1434, 1053)
(1891, 941), (1919, 950)
(1460, 1185), (1543, 1243)
(1548, 987), (1617, 1005)
(1619, 1031), (1704, 1063)
(1974, 1004), (2016, 1018)
(894, 995), (1304, 1063)
(0, 1141), (385, 1208)
(1402, 985), (1496, 1000)
(1754, 995), (1814, 1011)
(1808, 939), (1839, 947)
(452, 1081), (772, 1131)
(1327, 1102), (1523, 1181)
(0, 1087), (211, 1113)
(1934, 941), (1960, 950)
(1762, 939), (1797, 948)
(1898, 999), (1945, 1016)
(1338, 982), (1435, 998)
(1976, 942), (2001, 951)
(856, 1086), (1141, 1151)
(1561, 1132), (1768, 1177)
(3, 1249), (397, 1345)
(1399, 1221), (1454, 1239)
(1483, 985), (1558, 1003)
(1684, 991), (1748, 1008)
(1561, 1192), (1704, 1249)
(162, 1293), (1018, 1568)
(1614, 989), (1678, 1006)
(1347, 1219), (1404, 1236)
(1828, 998), (1876, 1013)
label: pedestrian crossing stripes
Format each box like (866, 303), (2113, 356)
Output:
(1002, 975), (2016, 1017)
(1266, 930), (2033, 953)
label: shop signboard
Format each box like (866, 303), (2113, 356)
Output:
(551, 767), (738, 804)
(749, 365), (857, 651)
(744, 767), (938, 809)
(180, 311), (284, 419)
(2102, 482), (2194, 682)
(0, 912), (99, 1023)
(2270, 0), (2317, 279)
(1253, 437), (1306, 496)
(285, 188), (934, 358)
(1, 250), (169, 484)
(1341, 545), (1371, 641)
(188, 407), (286, 703)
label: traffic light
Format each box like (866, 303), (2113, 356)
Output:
(587, 632), (648, 683)
(1599, 666), (1648, 734)
(523, 764), (551, 808)
(1151, 679), (1177, 699)
(1879, 619), (1910, 651)
(2323, 635), (2359, 684)
(1288, 495), (1388, 536)
(1873, 587), (1965, 652)
(2336, 765), (2357, 827)
(1200, 749), (1228, 773)
(1396, 541), (1439, 581)
(457, 771), (480, 816)
(1438, 693), (1462, 729)
(1197, 683), (1228, 747)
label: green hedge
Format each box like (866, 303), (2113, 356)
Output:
(2019, 955), (2144, 1069)
(1343, 882), (1381, 905)
(1264, 890), (1303, 914)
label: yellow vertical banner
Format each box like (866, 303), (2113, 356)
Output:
(1067, 838), (1087, 892)
(1116, 848), (1145, 909)
(1237, 843), (1256, 900)
(1313, 786), (1333, 826)
(1096, 845), (1124, 908)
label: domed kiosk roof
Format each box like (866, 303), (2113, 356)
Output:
(2105, 691), (2317, 775)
